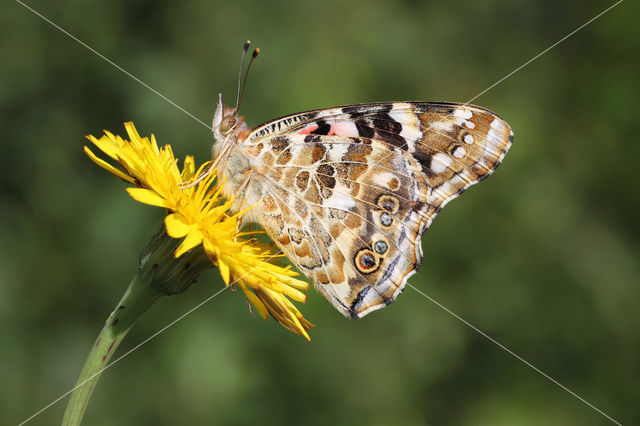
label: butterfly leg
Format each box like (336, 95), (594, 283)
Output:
(179, 161), (216, 189)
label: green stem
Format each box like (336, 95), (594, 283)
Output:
(61, 229), (212, 426)
(61, 274), (159, 425)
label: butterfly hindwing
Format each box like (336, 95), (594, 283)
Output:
(244, 134), (429, 317)
(244, 102), (513, 317)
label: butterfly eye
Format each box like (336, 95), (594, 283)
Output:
(220, 115), (236, 133)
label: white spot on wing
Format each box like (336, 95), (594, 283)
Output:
(389, 106), (422, 142)
(463, 133), (474, 144)
(453, 109), (473, 120)
(430, 120), (454, 133)
(431, 153), (452, 174)
(487, 128), (502, 146)
(325, 191), (356, 210)
(484, 119), (507, 155)
(490, 118), (505, 131)
(373, 172), (396, 188)
(453, 146), (466, 158)
(328, 143), (349, 160)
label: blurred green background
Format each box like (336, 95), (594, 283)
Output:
(2, 0), (638, 424)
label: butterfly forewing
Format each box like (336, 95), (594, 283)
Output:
(243, 102), (513, 318)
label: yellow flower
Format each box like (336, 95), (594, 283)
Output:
(85, 122), (313, 340)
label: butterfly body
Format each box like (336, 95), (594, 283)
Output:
(212, 97), (513, 318)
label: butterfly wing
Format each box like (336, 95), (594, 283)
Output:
(244, 102), (513, 318)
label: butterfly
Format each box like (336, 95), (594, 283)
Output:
(207, 42), (513, 319)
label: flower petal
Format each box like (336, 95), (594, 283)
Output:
(174, 229), (203, 257)
(165, 213), (191, 238)
(88, 134), (119, 160)
(181, 156), (196, 181)
(241, 286), (269, 321)
(126, 188), (171, 208)
(84, 146), (135, 184)
(218, 259), (231, 286)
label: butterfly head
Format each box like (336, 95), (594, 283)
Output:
(212, 41), (259, 143)
(210, 41), (258, 194)
(213, 93), (236, 137)
(212, 92), (248, 136)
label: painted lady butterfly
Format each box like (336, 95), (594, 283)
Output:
(208, 43), (513, 318)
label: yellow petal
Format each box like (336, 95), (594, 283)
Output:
(124, 121), (141, 143)
(241, 287), (269, 321)
(201, 238), (217, 258)
(280, 285), (307, 303)
(283, 280), (309, 292)
(87, 134), (120, 160)
(126, 188), (171, 208)
(149, 133), (161, 154)
(280, 300), (310, 341)
(84, 146), (135, 184)
(181, 156), (196, 181)
(174, 229), (203, 257)
(218, 259), (230, 286)
(165, 213), (191, 238)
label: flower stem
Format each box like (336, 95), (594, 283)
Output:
(61, 273), (160, 426)
(61, 229), (212, 425)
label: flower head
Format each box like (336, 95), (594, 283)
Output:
(85, 122), (313, 339)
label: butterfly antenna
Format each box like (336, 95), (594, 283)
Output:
(235, 47), (260, 114)
(234, 40), (251, 112)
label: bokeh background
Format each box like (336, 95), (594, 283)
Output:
(2, 0), (638, 424)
